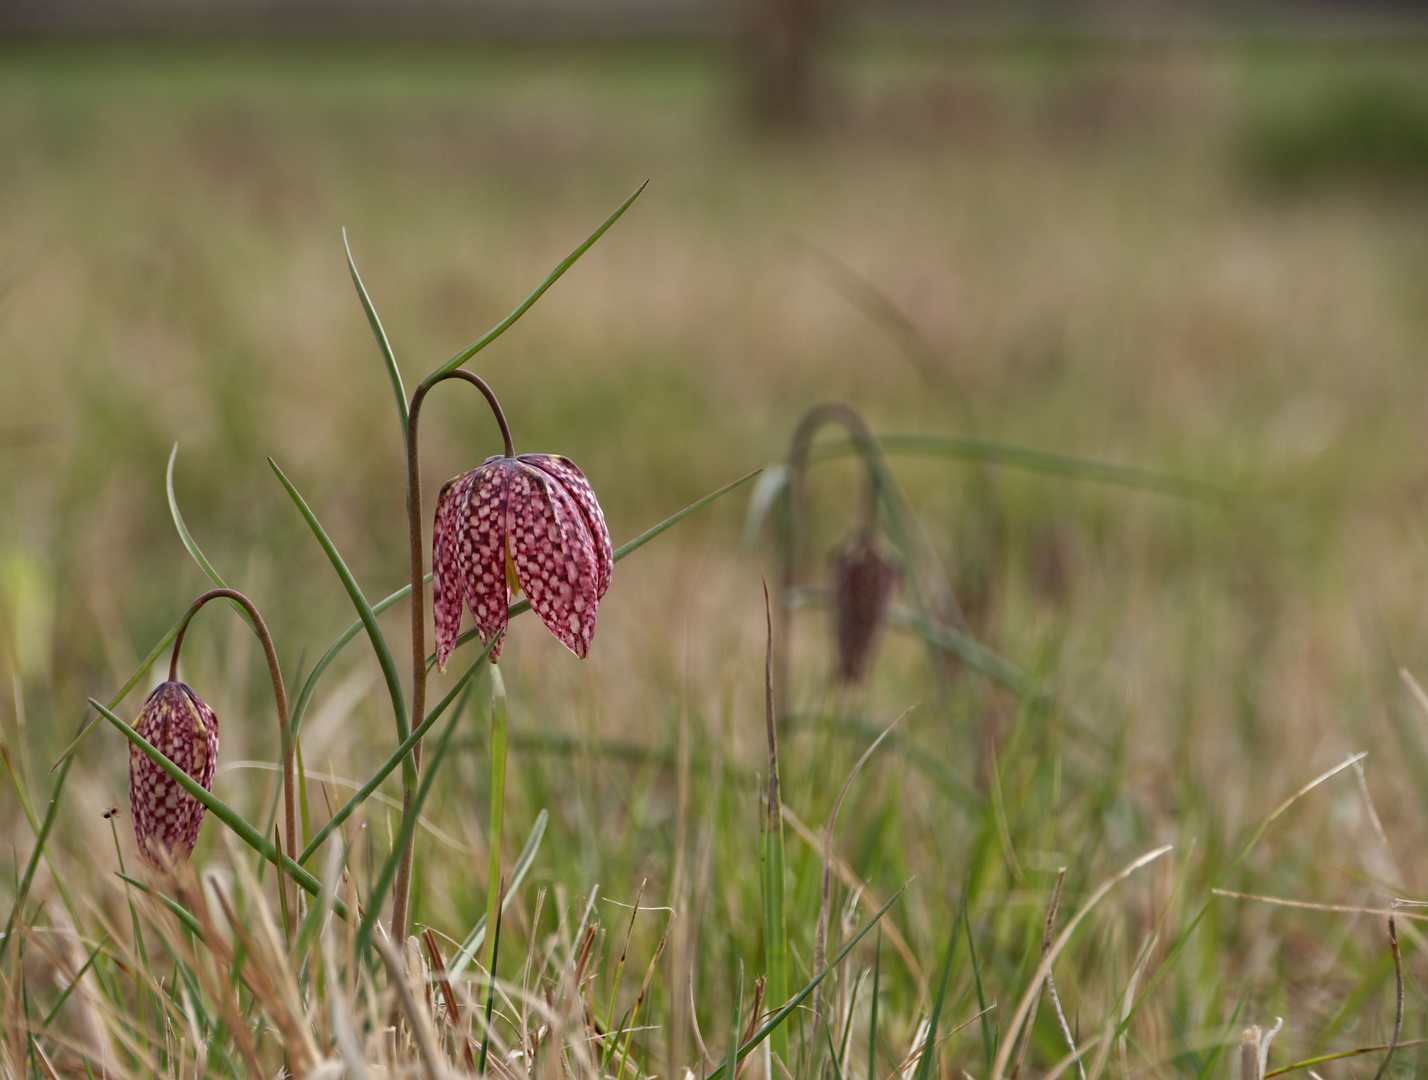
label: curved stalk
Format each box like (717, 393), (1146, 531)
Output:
(168, 588), (294, 873)
(778, 403), (882, 719)
(392, 367), (514, 944)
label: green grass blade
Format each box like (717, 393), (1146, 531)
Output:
(446, 808), (548, 983)
(425, 179), (649, 383)
(484, 666), (509, 980)
(915, 888), (967, 1080)
(817, 433), (1236, 505)
(267, 457), (413, 785)
(88, 698), (345, 917)
(703, 883), (909, 1080)
(868, 930), (881, 1080)
(354, 681), (471, 955)
(965, 905), (994, 1079)
(298, 638), (494, 864)
(724, 963), (744, 1080)
(343, 228), (408, 440)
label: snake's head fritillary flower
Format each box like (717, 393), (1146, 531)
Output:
(129, 681), (219, 867)
(831, 527), (897, 684)
(432, 453), (612, 669)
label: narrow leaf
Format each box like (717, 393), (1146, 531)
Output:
(268, 458), (413, 785)
(343, 229), (408, 439)
(89, 699), (345, 917)
(426, 179), (649, 383)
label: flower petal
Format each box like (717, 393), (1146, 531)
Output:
(432, 471), (477, 673)
(520, 454), (613, 598)
(508, 460), (602, 658)
(129, 682), (218, 866)
(463, 459), (514, 662)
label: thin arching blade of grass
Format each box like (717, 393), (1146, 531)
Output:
(353, 682), (470, 955)
(794, 240), (965, 404)
(814, 434), (1236, 506)
(268, 457), (413, 785)
(88, 699), (345, 917)
(298, 640), (494, 865)
(166, 445), (253, 631)
(447, 809), (549, 982)
(343, 228), (408, 440)
(915, 890), (967, 1080)
(425, 179), (649, 383)
(1115, 755), (1366, 1046)
(703, 883), (909, 1080)
(988, 845), (1174, 1080)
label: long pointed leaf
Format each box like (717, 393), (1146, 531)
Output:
(425, 179), (649, 383)
(268, 458), (413, 786)
(166, 444), (253, 630)
(343, 229), (408, 440)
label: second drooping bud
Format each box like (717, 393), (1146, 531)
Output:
(831, 526), (897, 684)
(129, 681), (219, 868)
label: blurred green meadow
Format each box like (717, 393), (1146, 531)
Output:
(5, 34), (1428, 1076)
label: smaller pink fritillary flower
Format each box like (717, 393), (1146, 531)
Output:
(432, 452), (612, 669)
(129, 681), (218, 867)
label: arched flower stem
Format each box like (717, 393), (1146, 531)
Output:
(777, 403), (883, 718)
(392, 368), (513, 944)
(168, 588), (294, 875)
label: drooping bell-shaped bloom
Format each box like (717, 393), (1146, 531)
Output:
(831, 527), (897, 684)
(129, 681), (219, 867)
(432, 453), (612, 669)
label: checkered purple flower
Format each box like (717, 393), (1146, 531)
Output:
(432, 453), (612, 668)
(128, 681), (218, 867)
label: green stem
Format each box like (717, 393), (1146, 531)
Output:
(393, 368), (513, 946)
(485, 665), (509, 982)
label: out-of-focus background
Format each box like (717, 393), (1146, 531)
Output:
(5, 0), (1428, 1072)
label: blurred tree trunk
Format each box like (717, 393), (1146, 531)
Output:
(741, 0), (826, 127)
